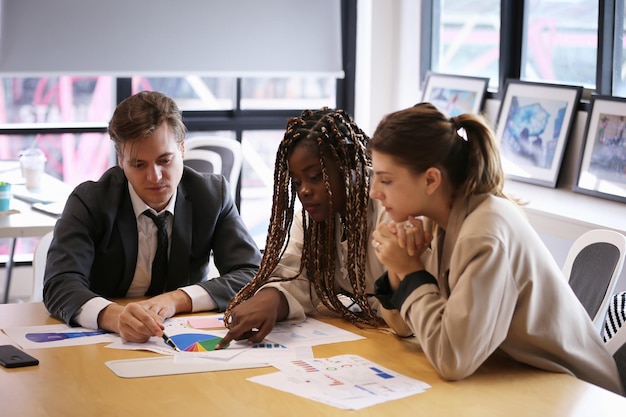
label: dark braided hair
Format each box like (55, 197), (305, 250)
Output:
(224, 107), (382, 328)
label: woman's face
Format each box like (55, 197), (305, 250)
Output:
(369, 150), (425, 223)
(287, 143), (346, 222)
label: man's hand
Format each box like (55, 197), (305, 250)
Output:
(215, 288), (288, 349)
(97, 290), (192, 343)
(98, 302), (164, 343)
(138, 289), (192, 320)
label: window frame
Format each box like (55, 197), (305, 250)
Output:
(421, 0), (621, 105)
(0, 0), (357, 211)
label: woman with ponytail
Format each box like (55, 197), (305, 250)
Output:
(367, 102), (623, 394)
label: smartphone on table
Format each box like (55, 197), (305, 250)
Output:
(0, 344), (39, 368)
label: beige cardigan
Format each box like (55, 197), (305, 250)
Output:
(394, 194), (623, 394)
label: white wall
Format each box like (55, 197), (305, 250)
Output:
(354, 1), (626, 293)
(355, 0), (422, 135)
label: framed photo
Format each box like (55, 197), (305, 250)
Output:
(420, 72), (489, 116)
(494, 80), (582, 188)
(574, 95), (626, 203)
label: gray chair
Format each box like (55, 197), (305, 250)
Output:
(183, 136), (242, 199)
(562, 229), (626, 335)
(30, 231), (54, 302)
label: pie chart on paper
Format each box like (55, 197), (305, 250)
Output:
(169, 333), (225, 352)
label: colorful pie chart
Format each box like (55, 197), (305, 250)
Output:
(169, 333), (225, 352)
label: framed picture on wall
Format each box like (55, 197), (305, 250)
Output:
(420, 72), (489, 116)
(494, 80), (582, 188)
(574, 95), (626, 203)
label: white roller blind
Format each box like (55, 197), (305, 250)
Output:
(0, 0), (344, 77)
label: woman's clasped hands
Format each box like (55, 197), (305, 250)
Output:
(371, 216), (433, 287)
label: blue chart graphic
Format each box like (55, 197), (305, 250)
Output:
(25, 331), (108, 342)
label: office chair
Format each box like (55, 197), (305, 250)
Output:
(183, 149), (223, 177)
(183, 136), (243, 199)
(562, 229), (626, 335)
(605, 318), (626, 391)
(30, 231), (54, 302)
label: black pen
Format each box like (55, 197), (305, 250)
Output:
(162, 332), (181, 352)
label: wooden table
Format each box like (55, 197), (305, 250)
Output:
(1, 302), (625, 417)
(0, 161), (69, 303)
(0, 198), (58, 303)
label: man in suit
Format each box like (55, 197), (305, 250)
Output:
(43, 91), (262, 343)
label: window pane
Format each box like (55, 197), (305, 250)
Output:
(0, 133), (113, 187)
(522, 1), (597, 88)
(240, 130), (283, 248)
(186, 131), (235, 141)
(434, 0), (500, 88)
(132, 76), (235, 110)
(0, 76), (113, 126)
(614, 7), (626, 97)
(240, 77), (336, 110)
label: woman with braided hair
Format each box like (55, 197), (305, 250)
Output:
(367, 102), (623, 394)
(216, 108), (411, 349)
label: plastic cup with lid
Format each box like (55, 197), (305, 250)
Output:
(18, 148), (47, 192)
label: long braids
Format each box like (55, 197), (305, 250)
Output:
(224, 108), (381, 328)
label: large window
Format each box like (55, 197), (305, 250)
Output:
(0, 76), (113, 187)
(614, 3), (626, 96)
(522, 2), (598, 88)
(424, 0), (622, 97)
(0, 2), (357, 255)
(430, 0), (501, 88)
(0, 74), (347, 252)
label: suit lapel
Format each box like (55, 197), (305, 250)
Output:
(168, 186), (192, 290)
(116, 192), (139, 295)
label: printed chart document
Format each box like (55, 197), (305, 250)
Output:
(1, 315), (371, 378)
(105, 315), (364, 354)
(248, 354), (431, 410)
(102, 315), (367, 376)
(2, 324), (116, 349)
(263, 316), (365, 347)
(106, 326), (311, 364)
(105, 315), (363, 364)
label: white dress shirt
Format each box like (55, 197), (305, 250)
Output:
(74, 183), (216, 329)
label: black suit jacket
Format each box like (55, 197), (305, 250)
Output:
(43, 166), (261, 325)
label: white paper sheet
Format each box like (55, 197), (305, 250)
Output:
(264, 317), (365, 347)
(248, 354), (431, 410)
(2, 324), (117, 349)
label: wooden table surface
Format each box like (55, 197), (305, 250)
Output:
(1, 302), (625, 417)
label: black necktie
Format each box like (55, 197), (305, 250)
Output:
(143, 210), (169, 295)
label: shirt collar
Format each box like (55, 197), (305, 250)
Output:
(128, 182), (177, 220)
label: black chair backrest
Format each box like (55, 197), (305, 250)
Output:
(184, 158), (215, 174)
(569, 242), (619, 319)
